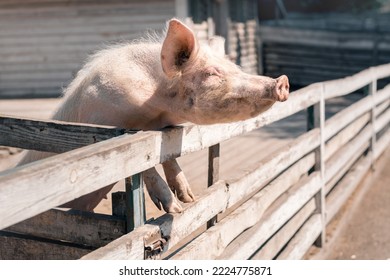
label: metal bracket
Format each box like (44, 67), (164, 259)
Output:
(144, 231), (168, 259)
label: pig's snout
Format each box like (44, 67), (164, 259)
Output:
(274, 75), (289, 102)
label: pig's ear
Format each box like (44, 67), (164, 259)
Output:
(161, 19), (199, 78)
(209, 36), (226, 58)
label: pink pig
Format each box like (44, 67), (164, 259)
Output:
(19, 18), (289, 213)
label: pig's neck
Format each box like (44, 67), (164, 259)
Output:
(145, 79), (187, 129)
(137, 45), (188, 129)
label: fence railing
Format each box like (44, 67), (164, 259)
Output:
(0, 63), (390, 259)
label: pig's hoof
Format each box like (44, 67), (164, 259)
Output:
(275, 75), (290, 102)
(177, 188), (196, 203)
(163, 198), (183, 213)
(150, 193), (183, 213)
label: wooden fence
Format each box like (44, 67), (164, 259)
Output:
(0, 64), (390, 259)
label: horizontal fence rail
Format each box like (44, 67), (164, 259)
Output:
(1, 63), (390, 260)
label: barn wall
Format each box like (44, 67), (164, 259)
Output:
(259, 13), (390, 88)
(0, 0), (175, 98)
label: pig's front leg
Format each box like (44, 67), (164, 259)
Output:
(162, 159), (195, 203)
(143, 167), (183, 213)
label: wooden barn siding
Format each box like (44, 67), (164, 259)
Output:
(259, 14), (390, 88)
(0, 0), (175, 98)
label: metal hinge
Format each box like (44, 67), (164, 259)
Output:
(144, 231), (168, 259)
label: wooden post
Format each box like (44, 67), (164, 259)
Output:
(207, 144), (220, 228)
(307, 85), (326, 247)
(369, 74), (377, 170)
(125, 174), (146, 233)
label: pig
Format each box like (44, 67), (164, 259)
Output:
(18, 18), (289, 213)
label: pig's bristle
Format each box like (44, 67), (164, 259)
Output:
(61, 18), (198, 104)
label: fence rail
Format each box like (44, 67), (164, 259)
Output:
(1, 63), (390, 259)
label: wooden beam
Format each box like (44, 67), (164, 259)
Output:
(0, 115), (134, 153)
(325, 124), (372, 184)
(81, 224), (160, 260)
(324, 95), (372, 142)
(276, 214), (322, 260)
(325, 113), (370, 162)
(250, 199), (316, 260)
(4, 208), (125, 248)
(0, 231), (91, 260)
(326, 154), (372, 224)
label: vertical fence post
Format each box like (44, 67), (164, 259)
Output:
(125, 173), (146, 233)
(369, 72), (377, 169)
(207, 144), (220, 228)
(307, 85), (326, 247)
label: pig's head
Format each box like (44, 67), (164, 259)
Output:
(160, 19), (289, 125)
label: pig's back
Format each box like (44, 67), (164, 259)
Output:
(53, 42), (166, 128)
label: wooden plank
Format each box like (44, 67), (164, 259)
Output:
(326, 142), (369, 195)
(4, 208), (125, 248)
(263, 43), (379, 61)
(374, 84), (390, 106)
(0, 231), (91, 260)
(219, 131), (318, 212)
(0, 20), (165, 42)
(276, 214), (322, 260)
(214, 172), (321, 260)
(0, 115), (135, 153)
(325, 124), (372, 185)
(324, 97), (371, 141)
(0, 13), (170, 33)
(375, 107), (390, 134)
(250, 199), (316, 260)
(374, 127), (390, 160)
(0, 4), (173, 23)
(171, 172), (321, 260)
(375, 99), (390, 118)
(326, 154), (372, 223)
(81, 224), (160, 260)
(325, 113), (370, 161)
(259, 26), (390, 51)
(323, 64), (390, 100)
